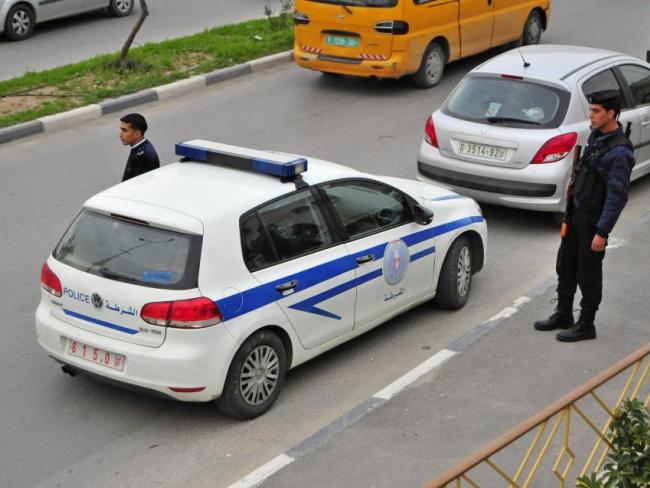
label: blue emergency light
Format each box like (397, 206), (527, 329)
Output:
(175, 140), (308, 178)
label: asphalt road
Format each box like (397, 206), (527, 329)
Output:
(0, 1), (649, 487)
(0, 0), (288, 80)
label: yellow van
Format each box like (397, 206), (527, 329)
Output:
(293, 0), (551, 87)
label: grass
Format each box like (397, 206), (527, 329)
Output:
(0, 17), (294, 129)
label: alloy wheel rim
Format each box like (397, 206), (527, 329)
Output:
(115, 0), (131, 12)
(456, 247), (471, 297)
(12, 11), (30, 35)
(240, 345), (280, 406)
(527, 18), (541, 43)
(426, 51), (442, 83)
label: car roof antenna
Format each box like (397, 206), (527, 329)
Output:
(519, 49), (531, 68)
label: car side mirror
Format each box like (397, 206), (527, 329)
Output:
(414, 204), (433, 225)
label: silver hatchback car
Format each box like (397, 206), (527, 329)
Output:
(0, 0), (133, 41)
(417, 45), (650, 216)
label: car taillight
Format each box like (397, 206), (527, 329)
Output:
(531, 132), (578, 164)
(424, 116), (439, 148)
(41, 263), (62, 297)
(141, 298), (222, 329)
(294, 10), (310, 25)
(373, 20), (409, 35)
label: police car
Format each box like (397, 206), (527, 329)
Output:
(36, 140), (487, 419)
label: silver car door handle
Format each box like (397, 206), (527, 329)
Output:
(355, 254), (375, 264)
(276, 280), (298, 292)
(642, 120), (650, 127)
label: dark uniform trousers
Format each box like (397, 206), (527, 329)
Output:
(556, 208), (605, 321)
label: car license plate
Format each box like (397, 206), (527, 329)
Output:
(67, 339), (125, 371)
(325, 35), (359, 48)
(457, 142), (507, 161)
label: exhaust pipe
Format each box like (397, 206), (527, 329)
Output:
(61, 364), (78, 377)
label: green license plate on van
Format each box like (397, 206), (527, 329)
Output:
(325, 35), (359, 48)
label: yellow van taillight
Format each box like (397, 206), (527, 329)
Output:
(374, 21), (409, 35)
(294, 11), (310, 25)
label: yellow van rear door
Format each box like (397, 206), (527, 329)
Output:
(295, 0), (403, 61)
(459, 0), (495, 57)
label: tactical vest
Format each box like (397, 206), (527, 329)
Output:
(571, 133), (632, 212)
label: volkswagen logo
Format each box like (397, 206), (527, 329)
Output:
(91, 292), (104, 309)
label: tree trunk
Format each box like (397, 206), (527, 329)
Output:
(119, 0), (149, 62)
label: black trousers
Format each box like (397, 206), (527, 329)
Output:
(556, 208), (606, 320)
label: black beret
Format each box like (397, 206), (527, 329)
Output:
(587, 89), (622, 110)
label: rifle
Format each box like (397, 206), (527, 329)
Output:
(560, 144), (582, 238)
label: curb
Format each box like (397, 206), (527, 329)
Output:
(0, 50), (293, 145)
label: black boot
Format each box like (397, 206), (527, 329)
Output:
(534, 302), (574, 331)
(556, 315), (597, 342)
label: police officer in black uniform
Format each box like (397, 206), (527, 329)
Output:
(119, 113), (160, 181)
(534, 90), (635, 342)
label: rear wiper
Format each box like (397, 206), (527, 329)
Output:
(98, 267), (138, 284)
(486, 116), (541, 126)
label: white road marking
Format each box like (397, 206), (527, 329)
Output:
(485, 296), (531, 322)
(372, 348), (457, 401)
(227, 454), (295, 488)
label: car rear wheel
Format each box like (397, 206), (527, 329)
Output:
(108, 0), (134, 17)
(4, 4), (35, 41)
(521, 11), (543, 46)
(217, 330), (287, 420)
(434, 236), (472, 310)
(413, 43), (445, 88)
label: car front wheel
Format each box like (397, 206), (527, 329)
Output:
(217, 330), (287, 420)
(108, 0), (134, 17)
(4, 4), (35, 41)
(434, 235), (472, 310)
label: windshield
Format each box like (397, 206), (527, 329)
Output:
(53, 210), (202, 290)
(442, 75), (571, 129)
(308, 0), (398, 7)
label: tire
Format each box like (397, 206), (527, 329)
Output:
(434, 236), (472, 310)
(520, 11), (543, 46)
(413, 43), (445, 88)
(217, 330), (287, 420)
(108, 0), (134, 17)
(4, 4), (35, 41)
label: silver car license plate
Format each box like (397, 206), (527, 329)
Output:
(457, 142), (507, 161)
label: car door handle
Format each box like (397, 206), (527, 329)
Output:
(275, 280), (298, 292)
(642, 120), (650, 127)
(355, 254), (375, 264)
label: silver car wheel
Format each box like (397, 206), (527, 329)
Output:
(523, 13), (542, 45)
(240, 345), (280, 406)
(115, 0), (132, 13)
(12, 10), (31, 36)
(425, 49), (444, 85)
(456, 246), (471, 298)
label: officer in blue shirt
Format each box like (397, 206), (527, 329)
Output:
(119, 113), (160, 181)
(534, 90), (635, 342)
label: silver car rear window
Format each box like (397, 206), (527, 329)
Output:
(53, 210), (202, 290)
(442, 75), (571, 129)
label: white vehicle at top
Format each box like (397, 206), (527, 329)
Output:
(36, 140), (487, 419)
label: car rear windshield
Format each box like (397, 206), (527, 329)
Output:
(53, 210), (202, 290)
(307, 0), (398, 7)
(442, 75), (571, 129)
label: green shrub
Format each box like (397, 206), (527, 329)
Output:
(576, 398), (650, 488)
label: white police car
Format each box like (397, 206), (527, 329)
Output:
(36, 140), (487, 419)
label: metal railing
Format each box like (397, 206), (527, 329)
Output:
(423, 342), (650, 488)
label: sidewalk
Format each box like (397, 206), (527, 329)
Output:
(256, 211), (650, 488)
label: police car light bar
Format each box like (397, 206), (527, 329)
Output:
(175, 139), (308, 178)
